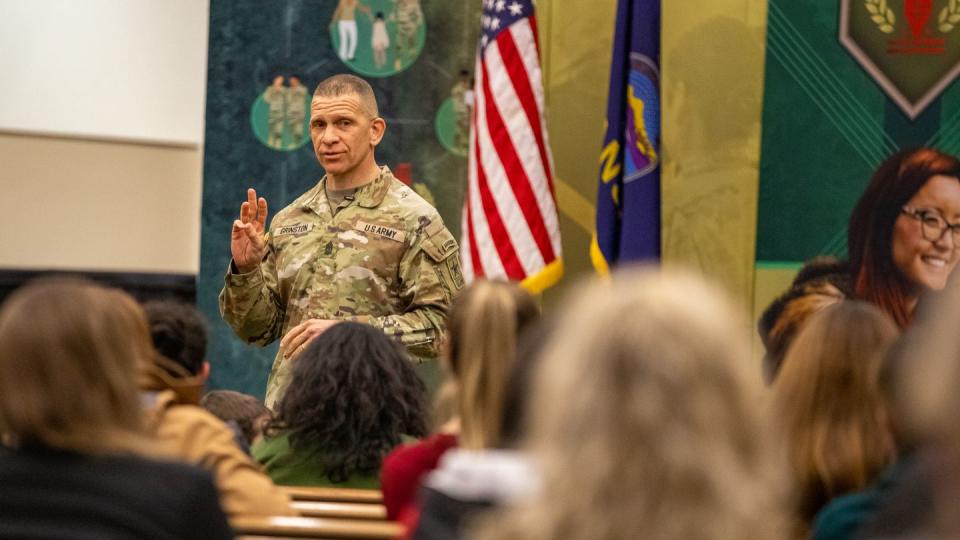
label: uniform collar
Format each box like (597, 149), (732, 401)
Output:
(301, 165), (394, 213)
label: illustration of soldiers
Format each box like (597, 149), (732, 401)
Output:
(286, 75), (308, 147)
(451, 69), (471, 152)
(392, 0), (423, 70)
(370, 11), (390, 70)
(263, 75), (287, 149)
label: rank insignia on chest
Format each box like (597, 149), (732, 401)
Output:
(356, 221), (406, 242)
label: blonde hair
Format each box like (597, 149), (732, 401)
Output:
(772, 301), (898, 528)
(445, 280), (538, 450)
(0, 279), (151, 454)
(478, 267), (783, 540)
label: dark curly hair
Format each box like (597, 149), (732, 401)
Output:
(266, 322), (428, 483)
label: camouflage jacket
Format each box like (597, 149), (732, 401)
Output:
(219, 166), (464, 406)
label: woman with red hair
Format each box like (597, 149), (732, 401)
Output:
(761, 148), (960, 379)
(848, 147), (960, 327)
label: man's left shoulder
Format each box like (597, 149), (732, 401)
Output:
(381, 181), (444, 228)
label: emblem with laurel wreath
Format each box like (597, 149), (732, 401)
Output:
(865, 0), (896, 33)
(940, 0), (960, 32)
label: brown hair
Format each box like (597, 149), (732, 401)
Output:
(772, 301), (899, 528)
(445, 280), (539, 450)
(477, 268), (783, 540)
(0, 279), (151, 454)
(200, 390), (271, 445)
(848, 147), (960, 327)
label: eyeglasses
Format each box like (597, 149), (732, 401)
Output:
(901, 206), (960, 243)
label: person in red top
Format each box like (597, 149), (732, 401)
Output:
(379, 280), (539, 524)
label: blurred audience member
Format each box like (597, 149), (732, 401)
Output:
(380, 280), (539, 524)
(201, 390), (272, 449)
(772, 302), (899, 537)
(851, 269), (960, 538)
(141, 299), (295, 517)
(0, 279), (232, 539)
(411, 318), (553, 540)
(758, 258), (847, 382)
(477, 268), (784, 540)
(254, 321), (428, 487)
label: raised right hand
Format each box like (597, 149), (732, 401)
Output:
(231, 188), (269, 273)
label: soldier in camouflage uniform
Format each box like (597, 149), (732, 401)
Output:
(285, 75), (308, 147)
(220, 74), (463, 407)
(263, 75), (286, 149)
(392, 0), (423, 69)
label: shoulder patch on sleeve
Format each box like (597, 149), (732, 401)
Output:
(420, 219), (459, 263)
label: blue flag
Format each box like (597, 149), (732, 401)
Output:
(592, 0), (661, 273)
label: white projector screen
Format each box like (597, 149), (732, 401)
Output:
(0, 0), (209, 147)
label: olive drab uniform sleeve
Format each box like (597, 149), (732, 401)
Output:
(218, 237), (286, 348)
(349, 215), (465, 355)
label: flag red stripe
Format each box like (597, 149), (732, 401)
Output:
(465, 94), (487, 280)
(474, 130), (526, 280)
(464, 180), (486, 278)
(497, 27), (556, 198)
(480, 56), (557, 263)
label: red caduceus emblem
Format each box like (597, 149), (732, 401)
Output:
(905, 0), (933, 38)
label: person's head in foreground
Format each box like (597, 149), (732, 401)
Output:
(264, 321), (428, 483)
(0, 279), (152, 453)
(441, 279), (539, 448)
(200, 390), (271, 446)
(848, 147), (960, 327)
(0, 278), (233, 538)
(771, 301), (899, 533)
(476, 267), (784, 540)
(141, 299), (210, 405)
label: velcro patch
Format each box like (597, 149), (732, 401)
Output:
(273, 223), (314, 237)
(357, 221), (406, 243)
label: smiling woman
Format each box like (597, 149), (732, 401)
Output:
(759, 148), (960, 381)
(848, 147), (960, 327)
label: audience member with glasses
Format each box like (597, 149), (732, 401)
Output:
(760, 148), (960, 381)
(848, 147), (960, 327)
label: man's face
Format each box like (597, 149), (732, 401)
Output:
(309, 93), (384, 180)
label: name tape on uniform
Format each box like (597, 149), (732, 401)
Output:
(274, 223), (315, 237)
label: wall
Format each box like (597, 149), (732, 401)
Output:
(0, 0), (209, 275)
(0, 133), (202, 273)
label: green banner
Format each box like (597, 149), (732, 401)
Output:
(757, 0), (960, 265)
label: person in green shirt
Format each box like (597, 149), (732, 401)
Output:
(252, 321), (429, 487)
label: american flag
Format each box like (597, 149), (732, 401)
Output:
(461, 0), (563, 293)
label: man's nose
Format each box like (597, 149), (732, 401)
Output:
(319, 126), (338, 144)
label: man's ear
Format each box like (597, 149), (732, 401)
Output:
(201, 361), (211, 383)
(370, 117), (386, 147)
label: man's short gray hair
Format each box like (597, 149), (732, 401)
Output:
(313, 74), (379, 118)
